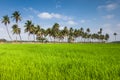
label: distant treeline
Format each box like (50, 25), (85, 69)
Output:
(1, 11), (111, 43)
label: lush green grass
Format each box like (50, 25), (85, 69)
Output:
(0, 43), (120, 80)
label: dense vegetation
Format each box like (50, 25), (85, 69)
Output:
(1, 11), (111, 42)
(0, 44), (120, 80)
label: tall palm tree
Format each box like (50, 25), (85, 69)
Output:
(12, 11), (22, 40)
(80, 27), (84, 42)
(82, 32), (87, 42)
(24, 20), (33, 40)
(12, 24), (21, 42)
(86, 28), (90, 42)
(105, 33), (109, 42)
(99, 35), (105, 42)
(113, 33), (117, 41)
(86, 28), (90, 34)
(30, 24), (36, 41)
(35, 25), (41, 36)
(63, 26), (69, 42)
(98, 28), (102, 42)
(68, 27), (74, 42)
(11, 11), (21, 24)
(25, 23), (36, 41)
(58, 30), (64, 42)
(1, 15), (12, 40)
(52, 23), (60, 42)
(46, 28), (52, 42)
(74, 29), (79, 42)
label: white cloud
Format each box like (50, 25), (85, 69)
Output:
(103, 14), (115, 19)
(51, 13), (62, 19)
(38, 12), (53, 19)
(117, 23), (120, 27)
(98, 3), (118, 11)
(80, 20), (86, 23)
(23, 8), (73, 21)
(38, 12), (72, 20)
(106, 3), (118, 11)
(62, 16), (72, 21)
(67, 20), (77, 25)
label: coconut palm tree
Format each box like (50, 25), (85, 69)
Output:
(1, 15), (12, 40)
(113, 33), (117, 41)
(82, 32), (87, 42)
(30, 24), (36, 41)
(52, 23), (60, 42)
(105, 33), (109, 42)
(86, 28), (90, 42)
(98, 28), (103, 42)
(79, 27), (84, 42)
(24, 20), (33, 40)
(63, 26), (69, 42)
(12, 24), (21, 42)
(99, 35), (105, 42)
(35, 25), (41, 36)
(74, 29), (79, 42)
(86, 28), (90, 33)
(69, 27), (74, 42)
(46, 28), (52, 42)
(11, 11), (21, 24)
(58, 30), (64, 42)
(12, 11), (22, 40)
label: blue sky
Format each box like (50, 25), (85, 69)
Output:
(0, 0), (120, 41)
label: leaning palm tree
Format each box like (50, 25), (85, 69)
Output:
(1, 15), (12, 40)
(29, 24), (36, 41)
(113, 33), (117, 41)
(12, 11), (22, 40)
(12, 24), (21, 42)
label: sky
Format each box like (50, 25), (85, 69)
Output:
(0, 0), (120, 41)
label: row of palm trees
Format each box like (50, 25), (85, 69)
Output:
(1, 11), (114, 43)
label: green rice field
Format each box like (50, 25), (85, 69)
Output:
(0, 43), (120, 80)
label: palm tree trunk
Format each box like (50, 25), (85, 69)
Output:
(28, 34), (30, 41)
(19, 34), (22, 41)
(81, 37), (83, 42)
(115, 36), (116, 41)
(16, 35), (17, 42)
(5, 25), (12, 41)
(33, 34), (35, 42)
(54, 37), (55, 43)
(50, 36), (52, 42)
